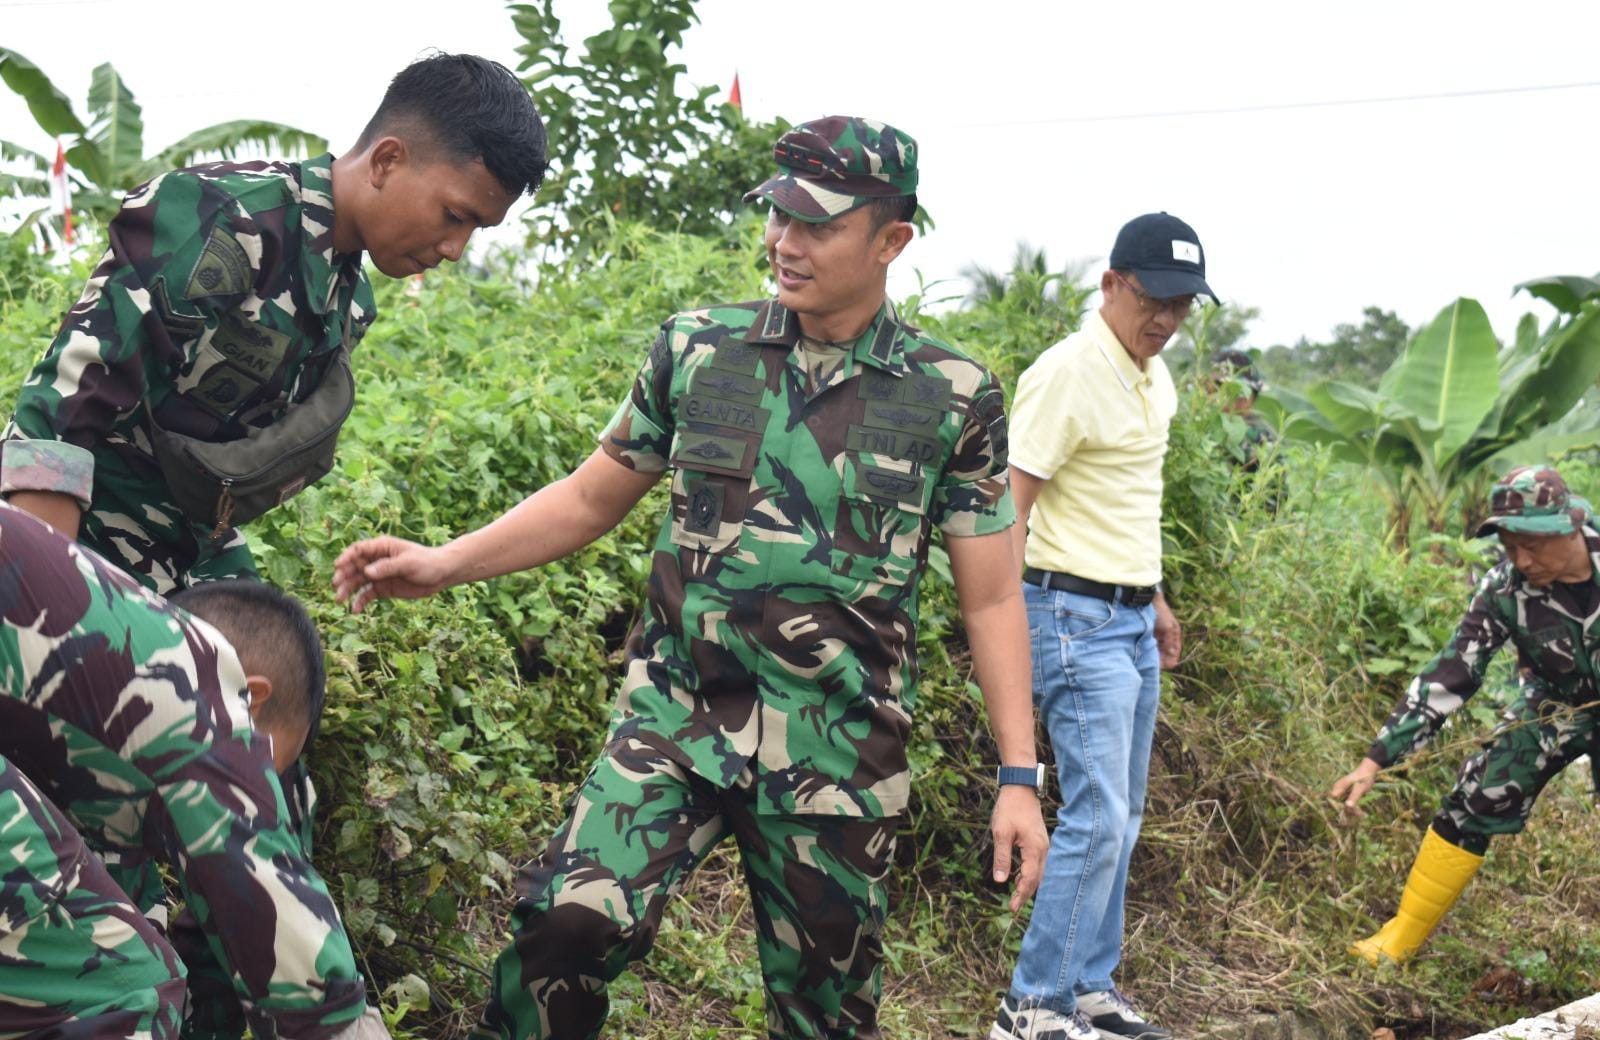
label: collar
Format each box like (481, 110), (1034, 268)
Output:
(296, 153), (362, 316)
(745, 298), (911, 377)
(1086, 310), (1149, 392)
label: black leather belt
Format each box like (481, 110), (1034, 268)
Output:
(1022, 567), (1157, 607)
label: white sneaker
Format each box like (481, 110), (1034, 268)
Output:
(990, 995), (1098, 1040)
(1075, 988), (1172, 1040)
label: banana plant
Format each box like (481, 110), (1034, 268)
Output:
(1266, 274), (1600, 551)
(0, 47), (326, 228)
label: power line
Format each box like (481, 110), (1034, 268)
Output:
(955, 79), (1600, 129)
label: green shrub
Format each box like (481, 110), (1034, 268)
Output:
(6, 224), (1597, 1036)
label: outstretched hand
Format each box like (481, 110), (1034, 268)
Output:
(332, 536), (454, 614)
(991, 786), (1049, 912)
(1329, 758), (1382, 821)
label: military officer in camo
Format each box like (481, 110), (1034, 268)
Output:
(1331, 465), (1600, 965)
(1, 52), (546, 595)
(333, 115), (1049, 1039)
(0, 501), (388, 1039)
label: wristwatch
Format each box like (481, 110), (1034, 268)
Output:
(996, 763), (1046, 790)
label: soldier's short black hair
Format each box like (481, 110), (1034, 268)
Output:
(867, 193), (917, 233)
(169, 581), (326, 747)
(357, 52), (548, 197)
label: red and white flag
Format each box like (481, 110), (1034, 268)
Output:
(728, 72), (742, 112)
(49, 139), (74, 246)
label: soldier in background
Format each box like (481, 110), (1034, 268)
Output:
(1331, 466), (1599, 964)
(333, 115), (1048, 1039)
(2, 52), (546, 595)
(1209, 348), (1274, 475)
(0, 501), (387, 1039)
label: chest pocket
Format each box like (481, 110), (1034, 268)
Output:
(832, 454), (933, 587)
(668, 427), (760, 555)
(178, 310), (295, 422)
(1523, 625), (1580, 682)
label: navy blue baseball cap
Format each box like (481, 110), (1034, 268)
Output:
(1109, 212), (1215, 301)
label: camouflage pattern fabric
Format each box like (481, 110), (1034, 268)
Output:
(0, 754), (187, 1040)
(2, 154), (376, 595)
(475, 296), (1010, 1039)
(1369, 526), (1600, 768)
(0, 502), (370, 1040)
(475, 736), (896, 1040)
(169, 762), (320, 1040)
(598, 297), (1013, 818)
(1474, 464), (1592, 538)
(1432, 685), (1600, 853)
(742, 116), (918, 223)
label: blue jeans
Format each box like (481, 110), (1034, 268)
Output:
(1007, 583), (1160, 1012)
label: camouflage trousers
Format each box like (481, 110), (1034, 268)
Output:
(475, 736), (897, 1040)
(81, 500), (256, 597)
(1433, 690), (1600, 854)
(0, 756), (186, 1039)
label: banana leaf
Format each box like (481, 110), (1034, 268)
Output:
(1383, 298), (1500, 465)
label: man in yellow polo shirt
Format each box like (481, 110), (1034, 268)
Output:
(990, 213), (1213, 1040)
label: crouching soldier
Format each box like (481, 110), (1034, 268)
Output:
(1, 52), (546, 594)
(1330, 465), (1598, 964)
(0, 500), (387, 1039)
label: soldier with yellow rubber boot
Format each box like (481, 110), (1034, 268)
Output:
(1330, 465), (1599, 965)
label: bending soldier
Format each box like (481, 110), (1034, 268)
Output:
(2, 53), (546, 594)
(334, 115), (1047, 1039)
(1330, 465), (1599, 964)
(0, 501), (387, 1039)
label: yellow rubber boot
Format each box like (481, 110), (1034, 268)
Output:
(1349, 827), (1485, 966)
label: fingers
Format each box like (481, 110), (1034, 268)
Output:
(1328, 773), (1370, 820)
(991, 825), (1013, 886)
(332, 538), (404, 611)
(993, 801), (1050, 912)
(1011, 824), (1048, 912)
(1342, 778), (1370, 818)
(349, 581), (378, 616)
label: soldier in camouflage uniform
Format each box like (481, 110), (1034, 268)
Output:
(1331, 465), (1599, 965)
(0, 501), (387, 1039)
(333, 116), (1048, 1039)
(1208, 349), (1274, 473)
(1206, 349), (1279, 515)
(2, 52), (546, 595)
(0, 754), (186, 1039)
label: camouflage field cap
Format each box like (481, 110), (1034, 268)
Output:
(1212, 349), (1263, 394)
(1475, 465), (1593, 537)
(742, 115), (917, 224)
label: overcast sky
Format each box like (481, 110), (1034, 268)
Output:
(3, 0), (1597, 349)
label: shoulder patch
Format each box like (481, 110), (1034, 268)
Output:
(149, 277), (207, 343)
(973, 386), (1009, 465)
(185, 226), (251, 301)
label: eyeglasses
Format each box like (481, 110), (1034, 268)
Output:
(1113, 272), (1196, 319)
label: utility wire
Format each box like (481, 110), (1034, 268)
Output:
(955, 79), (1600, 129)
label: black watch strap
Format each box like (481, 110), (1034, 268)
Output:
(996, 763), (1045, 790)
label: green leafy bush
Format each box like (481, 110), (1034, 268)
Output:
(6, 224), (1598, 1037)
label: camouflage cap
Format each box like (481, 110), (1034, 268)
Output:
(1475, 465), (1593, 538)
(1211, 349), (1263, 394)
(742, 116), (917, 224)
